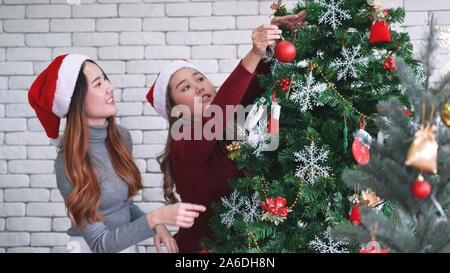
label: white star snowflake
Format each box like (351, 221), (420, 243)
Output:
(290, 72), (328, 112)
(330, 45), (369, 80)
(242, 192), (263, 224)
(294, 141), (332, 184)
(309, 226), (349, 253)
(220, 190), (262, 228)
(220, 189), (245, 228)
(314, 0), (351, 30)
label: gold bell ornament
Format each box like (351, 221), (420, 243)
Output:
(405, 102), (439, 174)
(441, 102), (450, 127)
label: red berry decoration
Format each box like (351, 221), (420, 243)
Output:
(383, 56), (396, 71)
(274, 41), (296, 63)
(404, 109), (413, 116)
(411, 174), (431, 199)
(279, 77), (290, 91)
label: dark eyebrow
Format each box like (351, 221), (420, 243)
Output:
(91, 76), (101, 84)
(91, 73), (108, 85)
(175, 71), (202, 90)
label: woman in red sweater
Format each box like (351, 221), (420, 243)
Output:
(146, 13), (307, 252)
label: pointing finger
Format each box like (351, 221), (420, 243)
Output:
(184, 203), (207, 212)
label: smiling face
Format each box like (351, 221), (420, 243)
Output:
(167, 67), (216, 118)
(82, 61), (117, 125)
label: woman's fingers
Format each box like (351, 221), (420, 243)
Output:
(253, 30), (281, 45)
(270, 10), (307, 30)
(174, 240), (179, 253)
(265, 34), (282, 41)
(169, 239), (179, 253)
(271, 17), (281, 26)
(179, 221), (194, 229)
(261, 24), (280, 31)
(299, 21), (308, 28)
(182, 203), (206, 213)
(182, 210), (200, 219)
(177, 217), (195, 228)
(164, 202), (205, 228)
(154, 235), (163, 253)
(297, 10), (306, 21)
(165, 240), (174, 253)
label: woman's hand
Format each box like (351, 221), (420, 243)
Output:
(154, 224), (179, 253)
(250, 24), (282, 57)
(270, 10), (307, 30)
(147, 202), (206, 229)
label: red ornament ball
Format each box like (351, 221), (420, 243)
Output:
(274, 41), (296, 63)
(411, 177), (431, 199)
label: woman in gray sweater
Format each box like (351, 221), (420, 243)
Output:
(28, 54), (206, 253)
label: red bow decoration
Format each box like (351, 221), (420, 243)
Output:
(261, 197), (290, 217)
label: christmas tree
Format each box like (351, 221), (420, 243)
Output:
(203, 0), (423, 253)
(332, 21), (450, 253)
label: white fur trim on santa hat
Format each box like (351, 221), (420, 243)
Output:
(49, 134), (62, 147)
(153, 60), (204, 120)
(53, 54), (90, 118)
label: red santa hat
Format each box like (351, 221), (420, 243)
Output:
(146, 59), (204, 120)
(28, 54), (90, 146)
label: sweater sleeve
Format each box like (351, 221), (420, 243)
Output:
(239, 58), (271, 107)
(54, 152), (156, 253)
(171, 59), (258, 168)
(129, 201), (147, 222)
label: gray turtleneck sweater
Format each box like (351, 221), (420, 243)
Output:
(54, 121), (156, 253)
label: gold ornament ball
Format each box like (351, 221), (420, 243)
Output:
(441, 103), (450, 127)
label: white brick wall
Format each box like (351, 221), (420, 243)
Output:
(0, 0), (448, 253)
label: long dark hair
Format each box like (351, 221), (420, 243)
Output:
(157, 80), (236, 205)
(60, 60), (143, 230)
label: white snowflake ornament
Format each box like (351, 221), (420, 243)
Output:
(330, 45), (369, 81)
(289, 72), (328, 112)
(220, 189), (245, 228)
(309, 226), (349, 253)
(242, 192), (263, 224)
(314, 0), (351, 30)
(219, 190), (262, 228)
(294, 141), (332, 184)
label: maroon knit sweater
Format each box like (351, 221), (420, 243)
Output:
(171, 59), (270, 252)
